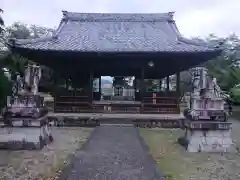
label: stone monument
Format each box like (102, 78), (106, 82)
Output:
(179, 67), (234, 152)
(1, 64), (53, 150)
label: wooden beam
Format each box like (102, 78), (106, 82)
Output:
(176, 72), (180, 97)
(89, 70), (93, 103)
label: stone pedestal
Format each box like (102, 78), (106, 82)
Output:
(0, 115), (53, 150)
(179, 121), (235, 152)
(0, 125), (53, 150)
(2, 94), (53, 150)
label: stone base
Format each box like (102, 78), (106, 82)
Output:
(0, 128), (53, 150)
(179, 129), (235, 152)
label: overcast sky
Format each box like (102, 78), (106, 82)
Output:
(1, 0), (240, 38)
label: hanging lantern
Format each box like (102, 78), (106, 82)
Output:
(148, 61), (154, 67)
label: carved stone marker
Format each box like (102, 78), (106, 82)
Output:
(1, 64), (53, 150)
(179, 67), (235, 152)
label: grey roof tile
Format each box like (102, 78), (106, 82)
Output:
(12, 11), (220, 53)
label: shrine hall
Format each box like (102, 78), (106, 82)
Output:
(9, 11), (222, 114)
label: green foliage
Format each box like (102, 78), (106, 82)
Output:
(3, 54), (28, 77)
(6, 22), (54, 39)
(204, 34), (240, 92)
(113, 77), (129, 87)
(203, 34), (240, 103)
(230, 87), (240, 104)
(178, 34), (240, 103)
(3, 22), (54, 92)
(0, 72), (11, 109)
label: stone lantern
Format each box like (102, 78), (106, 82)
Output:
(179, 67), (235, 152)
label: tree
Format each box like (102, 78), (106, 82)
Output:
(0, 8), (7, 54)
(177, 34), (240, 102)
(113, 77), (129, 88)
(4, 22), (54, 92)
(0, 8), (4, 33)
(204, 34), (240, 92)
(113, 76), (133, 87)
(179, 71), (192, 98)
(0, 9), (12, 110)
(6, 22), (54, 39)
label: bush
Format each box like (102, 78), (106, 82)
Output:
(230, 87), (240, 105)
(0, 72), (11, 110)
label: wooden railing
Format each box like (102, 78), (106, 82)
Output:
(54, 90), (92, 113)
(142, 92), (180, 114)
(54, 89), (180, 114)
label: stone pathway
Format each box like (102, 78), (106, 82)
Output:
(61, 125), (165, 180)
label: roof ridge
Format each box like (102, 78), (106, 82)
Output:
(178, 37), (223, 50)
(61, 10), (175, 22)
(178, 37), (208, 47)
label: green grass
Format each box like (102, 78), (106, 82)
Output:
(140, 128), (224, 180)
(140, 129), (187, 180)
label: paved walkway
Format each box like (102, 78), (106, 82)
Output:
(61, 126), (165, 180)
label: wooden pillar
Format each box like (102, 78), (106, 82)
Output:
(140, 67), (145, 113)
(89, 70), (93, 102)
(176, 72), (181, 113)
(159, 79), (162, 91)
(133, 77), (136, 99)
(99, 76), (102, 100)
(66, 78), (69, 90)
(176, 72), (180, 97)
(99, 76), (102, 92)
(53, 73), (58, 113)
(166, 76), (170, 92)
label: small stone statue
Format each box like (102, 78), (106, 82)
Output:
(33, 65), (41, 94)
(24, 64), (42, 94)
(16, 74), (24, 93)
(190, 67), (201, 96)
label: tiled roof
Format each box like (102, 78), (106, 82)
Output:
(11, 11), (220, 53)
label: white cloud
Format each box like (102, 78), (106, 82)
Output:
(177, 0), (240, 37)
(1, 0), (240, 37)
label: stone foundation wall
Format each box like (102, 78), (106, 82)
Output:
(186, 129), (234, 152)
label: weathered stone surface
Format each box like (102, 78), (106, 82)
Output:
(0, 128), (52, 150)
(182, 67), (234, 153)
(181, 129), (236, 153)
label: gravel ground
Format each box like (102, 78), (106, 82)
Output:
(62, 125), (165, 180)
(0, 127), (92, 180)
(140, 119), (240, 180)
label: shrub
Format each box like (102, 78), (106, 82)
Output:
(230, 87), (240, 105)
(0, 72), (11, 110)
